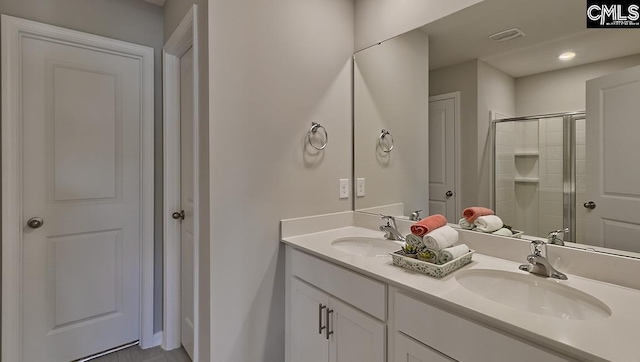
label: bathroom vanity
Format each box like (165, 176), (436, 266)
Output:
(282, 214), (640, 362)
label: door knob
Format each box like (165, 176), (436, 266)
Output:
(446, 191), (453, 197)
(583, 201), (596, 210)
(172, 210), (185, 220)
(27, 217), (44, 229)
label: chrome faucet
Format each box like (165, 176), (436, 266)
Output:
(409, 210), (422, 221)
(519, 239), (568, 280)
(547, 228), (569, 246)
(379, 215), (405, 241)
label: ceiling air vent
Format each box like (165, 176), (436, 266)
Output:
(488, 28), (525, 42)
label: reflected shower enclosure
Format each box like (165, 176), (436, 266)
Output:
(492, 112), (586, 242)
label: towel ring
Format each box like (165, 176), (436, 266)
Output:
(378, 129), (394, 153)
(307, 122), (328, 151)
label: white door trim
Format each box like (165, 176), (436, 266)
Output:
(162, 5), (200, 357)
(429, 91), (461, 217)
(1, 14), (155, 361)
(489, 110), (512, 210)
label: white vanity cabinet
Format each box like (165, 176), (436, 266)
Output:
(392, 291), (574, 362)
(285, 245), (577, 362)
(287, 248), (386, 362)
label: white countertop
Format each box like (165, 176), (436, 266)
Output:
(282, 226), (640, 362)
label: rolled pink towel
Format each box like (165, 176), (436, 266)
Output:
(410, 214), (448, 237)
(463, 207), (494, 223)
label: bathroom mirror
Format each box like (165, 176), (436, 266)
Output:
(353, 0), (640, 255)
(353, 28), (430, 218)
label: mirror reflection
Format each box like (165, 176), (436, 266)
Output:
(353, 0), (640, 254)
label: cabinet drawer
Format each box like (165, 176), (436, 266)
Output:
(291, 249), (386, 321)
(394, 292), (572, 362)
(394, 332), (454, 362)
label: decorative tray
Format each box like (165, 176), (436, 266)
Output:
(466, 228), (524, 238)
(390, 249), (475, 278)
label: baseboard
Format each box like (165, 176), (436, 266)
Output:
(153, 331), (163, 348)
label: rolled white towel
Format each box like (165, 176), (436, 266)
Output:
(422, 225), (459, 250)
(474, 215), (504, 233)
(423, 247), (444, 264)
(405, 234), (425, 251)
(458, 218), (474, 230)
(440, 244), (470, 263)
(492, 227), (513, 237)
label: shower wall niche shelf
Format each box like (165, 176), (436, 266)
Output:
(514, 177), (539, 183)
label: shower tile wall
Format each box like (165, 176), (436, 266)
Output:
(537, 118), (564, 237)
(495, 117), (586, 241)
(513, 121), (539, 234)
(495, 122), (515, 226)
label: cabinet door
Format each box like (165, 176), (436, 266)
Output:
(394, 332), (455, 362)
(329, 297), (385, 362)
(290, 278), (330, 362)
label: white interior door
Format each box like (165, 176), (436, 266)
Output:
(585, 65), (640, 252)
(3, 17), (152, 362)
(180, 46), (196, 359)
(428, 95), (457, 221)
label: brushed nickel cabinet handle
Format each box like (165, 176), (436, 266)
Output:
(318, 304), (326, 334)
(325, 308), (334, 340)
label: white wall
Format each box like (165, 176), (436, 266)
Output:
(354, 29), (429, 214)
(208, 0), (354, 360)
(477, 61), (515, 207)
(515, 54), (640, 116)
(354, 0), (483, 51)
(0, 0), (165, 333)
(163, 0), (210, 359)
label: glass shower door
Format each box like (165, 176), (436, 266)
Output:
(493, 113), (584, 242)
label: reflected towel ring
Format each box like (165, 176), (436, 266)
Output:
(378, 129), (394, 153)
(307, 122), (328, 151)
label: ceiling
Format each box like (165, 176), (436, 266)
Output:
(421, 0), (640, 77)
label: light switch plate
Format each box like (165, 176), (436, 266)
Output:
(339, 179), (349, 199)
(356, 178), (365, 197)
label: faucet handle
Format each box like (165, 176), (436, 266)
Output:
(379, 214), (398, 229)
(547, 228), (569, 239)
(379, 214), (394, 222)
(530, 239), (547, 257)
(409, 210), (422, 221)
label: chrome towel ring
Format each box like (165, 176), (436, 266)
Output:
(307, 122), (328, 151)
(378, 129), (394, 153)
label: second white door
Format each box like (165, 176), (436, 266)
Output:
(180, 46), (196, 359)
(585, 65), (640, 253)
(428, 94), (458, 221)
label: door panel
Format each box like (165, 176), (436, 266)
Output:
(290, 278), (330, 362)
(329, 297), (385, 362)
(20, 29), (142, 362)
(585, 65), (640, 252)
(180, 46), (196, 359)
(429, 96), (456, 221)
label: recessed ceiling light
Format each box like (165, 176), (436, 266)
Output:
(559, 52), (576, 61)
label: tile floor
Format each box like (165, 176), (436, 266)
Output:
(89, 345), (191, 362)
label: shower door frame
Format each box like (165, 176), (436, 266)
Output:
(491, 111), (585, 242)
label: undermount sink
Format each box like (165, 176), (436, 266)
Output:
(455, 269), (612, 321)
(331, 237), (403, 257)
